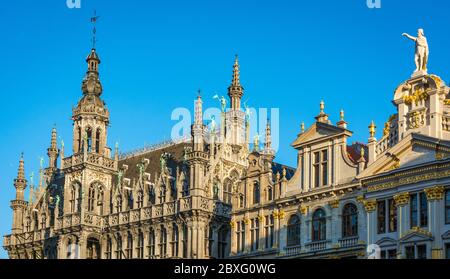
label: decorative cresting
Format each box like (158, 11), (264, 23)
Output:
(424, 186), (445, 201)
(394, 192), (410, 206)
(363, 200), (377, 212)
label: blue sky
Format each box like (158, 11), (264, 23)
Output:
(0, 0), (449, 258)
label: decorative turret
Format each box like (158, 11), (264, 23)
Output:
(264, 119), (274, 155)
(14, 154), (27, 201)
(11, 154), (28, 234)
(47, 127), (59, 172)
(228, 55), (244, 110)
(192, 92), (205, 152)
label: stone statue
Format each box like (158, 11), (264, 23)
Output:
(402, 29), (429, 74)
(210, 115), (217, 133)
(213, 94), (227, 113)
(213, 182), (219, 199)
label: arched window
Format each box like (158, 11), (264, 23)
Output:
(147, 229), (155, 258)
(77, 127), (82, 153)
(287, 215), (301, 247)
(159, 226), (167, 258)
(253, 181), (260, 205)
(126, 191), (134, 210)
(136, 231), (144, 259)
(223, 180), (233, 204)
(126, 232), (133, 259)
(182, 180), (189, 197)
(87, 185), (96, 212)
(115, 234), (123, 259)
(105, 236), (112, 259)
(342, 203), (358, 238)
(70, 184), (77, 213)
(267, 186), (273, 202)
(218, 226), (229, 259)
(172, 224), (179, 258)
(95, 128), (101, 153)
(86, 128), (92, 152)
(312, 209), (326, 242)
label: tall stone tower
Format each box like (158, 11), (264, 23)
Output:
(60, 45), (117, 258)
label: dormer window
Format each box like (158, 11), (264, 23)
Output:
(313, 150), (328, 188)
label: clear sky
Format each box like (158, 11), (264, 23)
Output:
(0, 0), (449, 258)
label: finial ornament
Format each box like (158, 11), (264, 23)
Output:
(340, 109), (345, 121)
(301, 122), (305, 133)
(402, 28), (429, 75)
(369, 121), (376, 138)
(320, 100), (325, 114)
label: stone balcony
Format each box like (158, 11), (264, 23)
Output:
(62, 153), (116, 171)
(305, 240), (331, 252)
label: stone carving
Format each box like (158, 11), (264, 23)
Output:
(402, 29), (429, 75)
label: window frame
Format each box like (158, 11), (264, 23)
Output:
(342, 203), (358, 238)
(312, 150), (329, 188)
(312, 209), (327, 242)
(287, 215), (301, 247)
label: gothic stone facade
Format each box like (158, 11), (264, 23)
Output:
(3, 45), (450, 260)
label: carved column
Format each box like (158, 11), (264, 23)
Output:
(364, 200), (377, 248)
(425, 186), (445, 259)
(230, 220), (237, 256)
(394, 192), (410, 238)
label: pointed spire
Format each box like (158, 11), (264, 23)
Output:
(17, 153), (25, 181)
(228, 55), (244, 110)
(194, 91), (203, 126)
(47, 127), (59, 170)
(232, 55), (241, 87)
(14, 153), (27, 201)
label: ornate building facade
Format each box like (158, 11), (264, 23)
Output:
(3, 30), (450, 260)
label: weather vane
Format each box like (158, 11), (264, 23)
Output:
(91, 10), (101, 49)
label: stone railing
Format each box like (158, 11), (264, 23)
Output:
(305, 240), (330, 252)
(58, 213), (82, 229)
(83, 212), (104, 228)
(338, 236), (359, 248)
(73, 105), (110, 119)
(62, 153), (115, 170)
(284, 245), (302, 257)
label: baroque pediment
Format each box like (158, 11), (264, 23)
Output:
(291, 122), (349, 148)
(399, 227), (433, 243)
